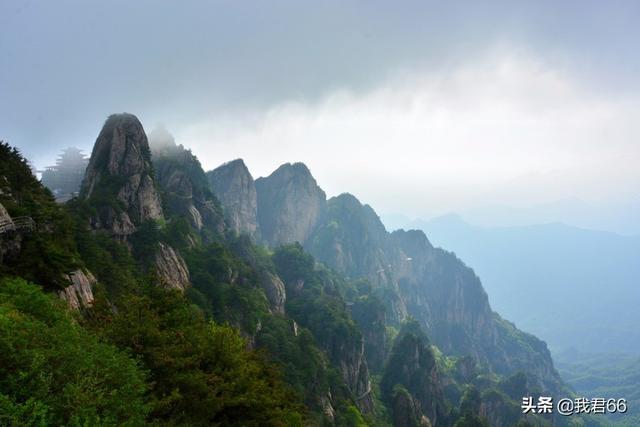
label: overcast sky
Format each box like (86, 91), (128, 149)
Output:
(1, 1), (639, 232)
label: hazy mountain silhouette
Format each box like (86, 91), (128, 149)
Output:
(387, 213), (640, 356)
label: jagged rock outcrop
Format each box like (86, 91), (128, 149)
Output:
(207, 159), (258, 237)
(255, 163), (326, 247)
(310, 193), (397, 281)
(155, 242), (190, 291)
(345, 337), (375, 413)
(0, 201), (21, 264)
(80, 115), (191, 292)
(391, 386), (432, 427)
(58, 269), (96, 309)
(351, 294), (387, 373)
(382, 322), (444, 427)
(211, 159), (565, 396)
(320, 394), (336, 423)
(0, 201), (10, 224)
(260, 272), (286, 314)
(80, 113), (163, 236)
(149, 127), (225, 237)
(309, 193), (409, 321)
(308, 192), (563, 394)
(390, 229), (496, 358)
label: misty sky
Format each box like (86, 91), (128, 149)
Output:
(1, 1), (639, 233)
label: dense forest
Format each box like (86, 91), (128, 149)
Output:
(0, 114), (609, 426)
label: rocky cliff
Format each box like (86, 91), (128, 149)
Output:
(80, 113), (163, 236)
(58, 269), (96, 309)
(213, 160), (564, 395)
(255, 163), (326, 247)
(80, 114), (190, 291)
(314, 196), (563, 393)
(149, 127), (225, 237)
(0, 202), (21, 264)
(273, 244), (374, 413)
(207, 159), (258, 237)
(382, 322), (446, 427)
(154, 242), (190, 291)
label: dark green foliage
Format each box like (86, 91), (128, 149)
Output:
(351, 294), (387, 372)
(381, 320), (450, 426)
(556, 352), (640, 427)
(0, 277), (148, 426)
(150, 136), (226, 242)
(256, 315), (332, 409)
(0, 138), (593, 426)
(129, 219), (163, 269)
(273, 244), (361, 371)
(390, 385), (423, 427)
(272, 242), (317, 287)
(272, 244), (370, 420)
(80, 174), (128, 215)
(185, 242), (270, 332)
(86, 284), (305, 426)
(163, 215), (197, 251)
(452, 412), (490, 427)
(500, 371), (529, 400)
(0, 142), (82, 289)
(67, 201), (140, 296)
(335, 404), (368, 427)
(459, 386), (482, 415)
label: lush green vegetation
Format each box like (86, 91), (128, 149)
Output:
(0, 143), (306, 426)
(0, 140), (612, 427)
(87, 283), (304, 426)
(557, 352), (640, 426)
(0, 277), (148, 426)
(0, 142), (82, 289)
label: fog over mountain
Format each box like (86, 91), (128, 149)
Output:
(2, 1), (639, 233)
(2, 2), (639, 424)
(385, 213), (640, 355)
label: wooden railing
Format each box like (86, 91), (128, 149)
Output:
(0, 216), (35, 234)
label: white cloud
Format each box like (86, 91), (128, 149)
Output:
(176, 49), (640, 218)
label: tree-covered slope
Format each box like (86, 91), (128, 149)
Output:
(0, 114), (612, 426)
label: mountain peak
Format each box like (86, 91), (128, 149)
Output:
(208, 158), (258, 236)
(80, 113), (163, 235)
(266, 162), (316, 181)
(255, 162), (326, 246)
(148, 124), (178, 152)
(217, 158), (250, 173)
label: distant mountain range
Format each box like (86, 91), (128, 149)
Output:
(2, 113), (613, 426)
(383, 213), (640, 356)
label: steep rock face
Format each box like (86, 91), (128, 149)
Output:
(80, 115), (191, 292)
(391, 387), (432, 427)
(341, 335), (374, 413)
(58, 269), (96, 309)
(306, 190), (562, 393)
(80, 113), (163, 236)
(211, 159), (563, 395)
(207, 159), (258, 237)
(149, 127), (225, 236)
(255, 163), (326, 247)
(308, 193), (409, 322)
(351, 294), (387, 373)
(155, 243), (190, 291)
(274, 246), (374, 413)
(382, 323), (444, 427)
(260, 272), (286, 314)
(309, 193), (397, 282)
(0, 201), (10, 223)
(390, 229), (496, 359)
(0, 201), (21, 264)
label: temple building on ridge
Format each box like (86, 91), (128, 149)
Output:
(40, 147), (89, 202)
